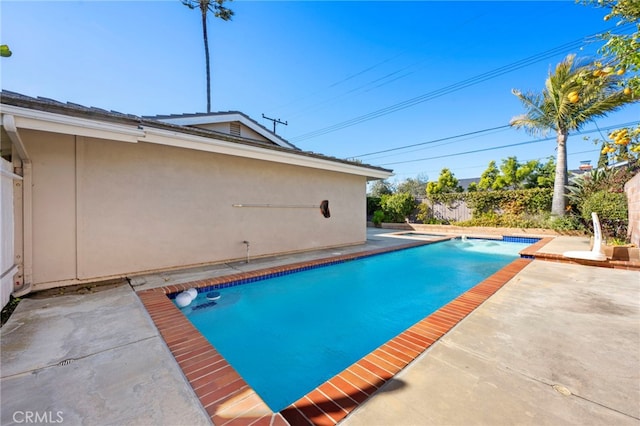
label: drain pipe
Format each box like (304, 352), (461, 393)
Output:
(242, 241), (250, 263)
(3, 114), (33, 297)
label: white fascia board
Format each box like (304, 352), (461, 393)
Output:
(1, 105), (143, 143)
(156, 113), (295, 149)
(157, 113), (243, 127)
(140, 126), (392, 179)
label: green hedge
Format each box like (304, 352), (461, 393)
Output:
(427, 188), (552, 216)
(581, 190), (628, 240)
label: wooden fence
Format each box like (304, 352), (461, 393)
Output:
(416, 198), (472, 222)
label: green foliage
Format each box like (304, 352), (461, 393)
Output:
(380, 192), (418, 223)
(548, 214), (587, 232)
(475, 157), (555, 191)
(588, 125), (640, 163)
(457, 211), (585, 231)
(415, 203), (429, 223)
(478, 160), (500, 190)
(578, 0), (639, 95)
(498, 157), (520, 189)
(581, 191), (628, 221)
(598, 141), (610, 168)
(566, 166), (636, 216)
(182, 0), (234, 20)
(415, 202), (450, 224)
(426, 191), (466, 205)
(0, 44), (11, 58)
(423, 188), (553, 227)
(368, 179), (394, 197)
(607, 236), (631, 245)
(396, 175), (428, 198)
(456, 212), (549, 229)
(366, 197), (381, 217)
(426, 168), (463, 195)
(511, 53), (633, 215)
(372, 210), (385, 226)
(528, 157), (556, 188)
(577, 0), (640, 161)
(466, 188), (553, 216)
(581, 190), (629, 239)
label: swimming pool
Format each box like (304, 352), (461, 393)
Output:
(174, 238), (532, 412)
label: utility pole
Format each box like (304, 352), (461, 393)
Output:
(262, 114), (288, 134)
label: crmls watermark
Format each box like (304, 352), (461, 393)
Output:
(12, 411), (64, 424)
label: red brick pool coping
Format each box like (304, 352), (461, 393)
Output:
(137, 239), (537, 425)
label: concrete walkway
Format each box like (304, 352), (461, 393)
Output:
(0, 282), (212, 425)
(341, 260), (640, 426)
(1, 229), (638, 425)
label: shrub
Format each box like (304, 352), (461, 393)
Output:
(566, 166), (637, 216)
(414, 203), (451, 224)
(372, 210), (385, 226)
(581, 191), (628, 240)
(548, 214), (586, 233)
(456, 212), (550, 229)
(581, 191), (628, 221)
(380, 192), (417, 223)
(466, 188), (552, 216)
(415, 203), (430, 223)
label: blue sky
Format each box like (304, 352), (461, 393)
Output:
(1, 1), (638, 183)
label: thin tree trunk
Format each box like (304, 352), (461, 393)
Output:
(552, 129), (568, 216)
(200, 5), (211, 113)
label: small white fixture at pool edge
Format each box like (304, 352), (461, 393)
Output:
(186, 288), (198, 300)
(176, 292), (192, 308)
(563, 212), (607, 262)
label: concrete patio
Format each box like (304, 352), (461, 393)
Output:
(1, 229), (638, 425)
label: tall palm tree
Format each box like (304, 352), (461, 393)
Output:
(182, 0), (233, 113)
(510, 54), (633, 216)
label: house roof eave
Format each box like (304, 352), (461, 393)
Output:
(0, 91), (393, 180)
(144, 111), (299, 150)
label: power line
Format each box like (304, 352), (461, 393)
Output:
(354, 115), (636, 162)
(290, 39), (583, 142)
(288, 24), (632, 143)
(377, 121), (639, 166)
(389, 147), (601, 179)
(266, 52), (407, 115)
(364, 127), (513, 162)
(282, 61), (423, 122)
(351, 124), (511, 158)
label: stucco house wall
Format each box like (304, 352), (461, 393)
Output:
(25, 130), (366, 286)
(2, 92), (390, 293)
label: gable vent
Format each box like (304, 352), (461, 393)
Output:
(230, 122), (241, 137)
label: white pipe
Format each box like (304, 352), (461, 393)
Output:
(242, 240), (250, 263)
(233, 203), (319, 208)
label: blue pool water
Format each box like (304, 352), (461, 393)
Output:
(177, 238), (531, 411)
